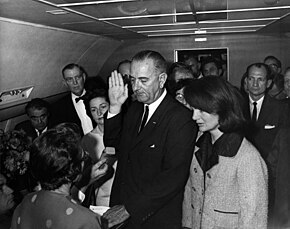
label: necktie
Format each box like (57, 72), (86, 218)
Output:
(139, 105), (149, 133)
(75, 96), (83, 103)
(252, 102), (257, 122)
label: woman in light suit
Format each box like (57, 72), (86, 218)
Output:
(182, 76), (268, 229)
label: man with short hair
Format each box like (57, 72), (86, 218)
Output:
(264, 55), (285, 99)
(52, 63), (93, 135)
(183, 54), (202, 79)
(102, 50), (197, 229)
(15, 98), (50, 141)
(117, 60), (131, 77)
(244, 63), (289, 161)
(201, 56), (223, 78)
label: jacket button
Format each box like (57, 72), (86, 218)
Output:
(194, 168), (197, 173)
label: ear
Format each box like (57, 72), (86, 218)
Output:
(82, 72), (87, 82)
(266, 79), (273, 88)
(159, 73), (167, 88)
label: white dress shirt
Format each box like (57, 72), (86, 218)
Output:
(249, 95), (264, 121)
(71, 90), (93, 135)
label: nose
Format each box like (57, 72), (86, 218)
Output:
(97, 109), (102, 116)
(192, 109), (200, 121)
(253, 78), (259, 87)
(132, 80), (140, 92)
(72, 77), (78, 85)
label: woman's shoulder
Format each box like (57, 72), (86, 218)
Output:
(235, 138), (267, 167)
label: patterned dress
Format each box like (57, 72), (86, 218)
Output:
(11, 190), (102, 229)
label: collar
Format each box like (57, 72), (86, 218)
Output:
(249, 94), (264, 105)
(71, 90), (86, 102)
(146, 89), (167, 120)
(195, 132), (243, 172)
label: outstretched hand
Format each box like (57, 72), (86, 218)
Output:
(108, 70), (128, 114)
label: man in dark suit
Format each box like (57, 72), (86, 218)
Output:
(102, 50), (197, 229)
(15, 98), (50, 142)
(244, 63), (289, 161)
(51, 63), (93, 135)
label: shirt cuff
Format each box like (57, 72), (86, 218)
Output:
(107, 111), (117, 119)
(78, 190), (86, 203)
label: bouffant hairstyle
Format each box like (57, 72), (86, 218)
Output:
(29, 123), (83, 190)
(83, 88), (109, 126)
(184, 76), (247, 133)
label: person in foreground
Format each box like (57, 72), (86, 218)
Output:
(182, 76), (268, 229)
(102, 50), (197, 229)
(10, 124), (106, 229)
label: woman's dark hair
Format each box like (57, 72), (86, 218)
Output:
(83, 88), (109, 126)
(29, 123), (83, 190)
(184, 76), (247, 133)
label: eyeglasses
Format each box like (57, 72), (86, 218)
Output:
(64, 74), (83, 84)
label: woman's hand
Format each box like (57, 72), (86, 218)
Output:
(108, 70), (128, 114)
(89, 159), (108, 184)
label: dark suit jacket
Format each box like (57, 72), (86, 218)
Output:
(104, 94), (197, 229)
(245, 94), (289, 160)
(267, 128), (290, 228)
(51, 94), (84, 135)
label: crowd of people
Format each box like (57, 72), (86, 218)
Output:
(0, 50), (290, 229)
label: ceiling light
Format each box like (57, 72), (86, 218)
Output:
(46, 10), (69, 15)
(57, 0), (137, 7)
(122, 17), (280, 28)
(195, 38), (207, 42)
(195, 30), (207, 34)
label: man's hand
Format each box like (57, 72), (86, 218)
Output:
(109, 70), (128, 114)
(102, 205), (130, 229)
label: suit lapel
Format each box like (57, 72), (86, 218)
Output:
(133, 94), (171, 146)
(257, 95), (269, 124)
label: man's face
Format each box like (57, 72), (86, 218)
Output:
(184, 57), (200, 77)
(246, 66), (272, 101)
(202, 62), (220, 77)
(130, 59), (166, 104)
(264, 58), (281, 76)
(63, 67), (85, 96)
(28, 107), (49, 132)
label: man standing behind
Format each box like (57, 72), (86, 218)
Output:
(264, 55), (285, 99)
(102, 50), (197, 229)
(15, 98), (50, 142)
(52, 63), (93, 135)
(245, 63), (289, 161)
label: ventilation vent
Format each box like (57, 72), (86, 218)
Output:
(0, 86), (34, 106)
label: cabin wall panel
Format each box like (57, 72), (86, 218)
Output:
(0, 19), (121, 126)
(100, 34), (290, 87)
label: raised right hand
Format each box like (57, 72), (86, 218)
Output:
(108, 70), (128, 114)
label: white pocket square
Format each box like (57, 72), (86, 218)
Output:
(264, 125), (275, 129)
(149, 144), (155, 148)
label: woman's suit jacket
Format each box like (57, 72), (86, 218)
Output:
(182, 138), (268, 229)
(104, 93), (197, 229)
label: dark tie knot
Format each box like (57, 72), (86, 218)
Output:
(75, 96), (84, 103)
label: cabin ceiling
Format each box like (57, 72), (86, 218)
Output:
(0, 0), (290, 40)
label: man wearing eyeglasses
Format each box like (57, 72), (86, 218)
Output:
(51, 63), (93, 135)
(15, 98), (51, 142)
(264, 55), (285, 99)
